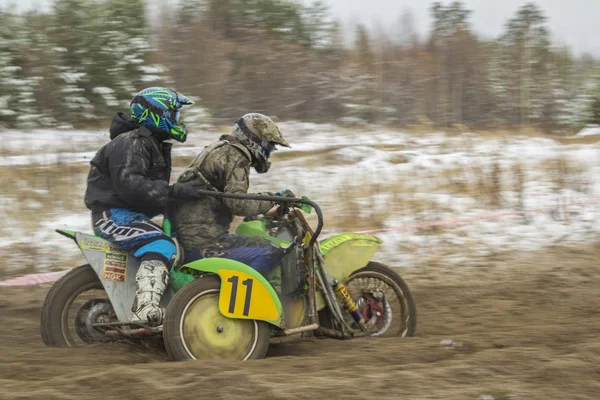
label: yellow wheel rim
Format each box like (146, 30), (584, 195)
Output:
(180, 289), (259, 360)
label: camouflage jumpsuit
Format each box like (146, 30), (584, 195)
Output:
(173, 136), (284, 275)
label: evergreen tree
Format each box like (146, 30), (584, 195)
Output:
(15, 10), (61, 127)
(89, 0), (154, 114)
(0, 0), (599, 131)
(354, 24), (374, 73)
(591, 97), (600, 125)
(429, 1), (474, 127)
(0, 8), (20, 127)
(302, 1), (333, 48)
(501, 3), (551, 126)
(51, 0), (95, 126)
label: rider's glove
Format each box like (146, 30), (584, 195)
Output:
(169, 181), (211, 200)
(276, 189), (296, 198)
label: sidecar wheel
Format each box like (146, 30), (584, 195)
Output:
(346, 262), (417, 337)
(163, 275), (271, 361)
(41, 264), (113, 347)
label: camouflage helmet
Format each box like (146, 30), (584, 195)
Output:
(231, 113), (289, 173)
(233, 113), (290, 147)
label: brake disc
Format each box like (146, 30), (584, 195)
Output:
(75, 299), (116, 343)
(357, 292), (393, 336)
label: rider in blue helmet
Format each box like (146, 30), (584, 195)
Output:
(84, 87), (210, 325)
(130, 87), (192, 143)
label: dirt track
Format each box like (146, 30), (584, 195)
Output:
(1, 243), (599, 400)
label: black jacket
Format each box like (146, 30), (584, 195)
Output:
(84, 113), (172, 217)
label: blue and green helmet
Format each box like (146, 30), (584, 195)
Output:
(130, 87), (194, 142)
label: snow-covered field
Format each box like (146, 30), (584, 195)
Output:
(1, 123), (599, 276)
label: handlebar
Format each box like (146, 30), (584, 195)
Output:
(176, 190), (324, 251)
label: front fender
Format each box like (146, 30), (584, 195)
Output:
(179, 258), (284, 328)
(315, 233), (382, 311)
(319, 233), (383, 283)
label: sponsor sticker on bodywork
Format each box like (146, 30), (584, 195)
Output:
(80, 238), (127, 254)
(79, 238), (106, 252)
(102, 252), (128, 282)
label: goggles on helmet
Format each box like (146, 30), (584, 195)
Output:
(236, 117), (278, 158)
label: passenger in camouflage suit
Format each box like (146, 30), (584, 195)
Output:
(174, 113), (295, 275)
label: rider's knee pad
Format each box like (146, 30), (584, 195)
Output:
(134, 239), (177, 268)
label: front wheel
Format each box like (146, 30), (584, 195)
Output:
(163, 275), (271, 361)
(346, 262), (417, 337)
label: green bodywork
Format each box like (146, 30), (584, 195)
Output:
(177, 257), (284, 327)
(169, 268), (195, 292)
(234, 221), (383, 311)
(55, 229), (76, 240)
(234, 220), (291, 247)
(232, 220), (290, 287)
(317, 233), (382, 310)
(320, 232), (382, 256)
(56, 213), (383, 327)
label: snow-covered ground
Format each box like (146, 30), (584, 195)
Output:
(1, 123), (599, 275)
(576, 125), (600, 137)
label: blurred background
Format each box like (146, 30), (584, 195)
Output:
(1, 2), (600, 399)
(1, 0), (600, 130)
(0, 1), (599, 278)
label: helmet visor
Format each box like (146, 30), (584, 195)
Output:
(261, 141), (277, 158)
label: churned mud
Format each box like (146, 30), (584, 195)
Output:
(1, 243), (599, 399)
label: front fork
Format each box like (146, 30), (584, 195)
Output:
(313, 248), (367, 333)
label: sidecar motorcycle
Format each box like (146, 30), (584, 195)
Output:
(41, 194), (416, 360)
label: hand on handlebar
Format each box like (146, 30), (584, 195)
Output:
(266, 203), (295, 219)
(266, 205), (282, 218)
(169, 180), (212, 200)
(267, 190), (310, 219)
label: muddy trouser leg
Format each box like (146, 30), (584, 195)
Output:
(93, 209), (177, 325)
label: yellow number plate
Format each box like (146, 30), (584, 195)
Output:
(218, 269), (278, 321)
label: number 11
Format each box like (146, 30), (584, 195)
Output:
(227, 276), (254, 316)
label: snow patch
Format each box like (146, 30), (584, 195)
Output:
(576, 125), (600, 137)
(1, 124), (599, 273)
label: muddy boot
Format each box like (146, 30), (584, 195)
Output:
(131, 259), (169, 325)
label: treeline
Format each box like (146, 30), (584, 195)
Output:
(1, 0), (599, 132)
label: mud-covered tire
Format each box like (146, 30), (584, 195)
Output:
(40, 264), (103, 347)
(317, 262), (417, 337)
(163, 275), (271, 361)
(349, 262), (417, 337)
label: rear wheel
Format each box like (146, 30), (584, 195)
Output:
(163, 275), (271, 361)
(41, 264), (116, 347)
(346, 262), (417, 337)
